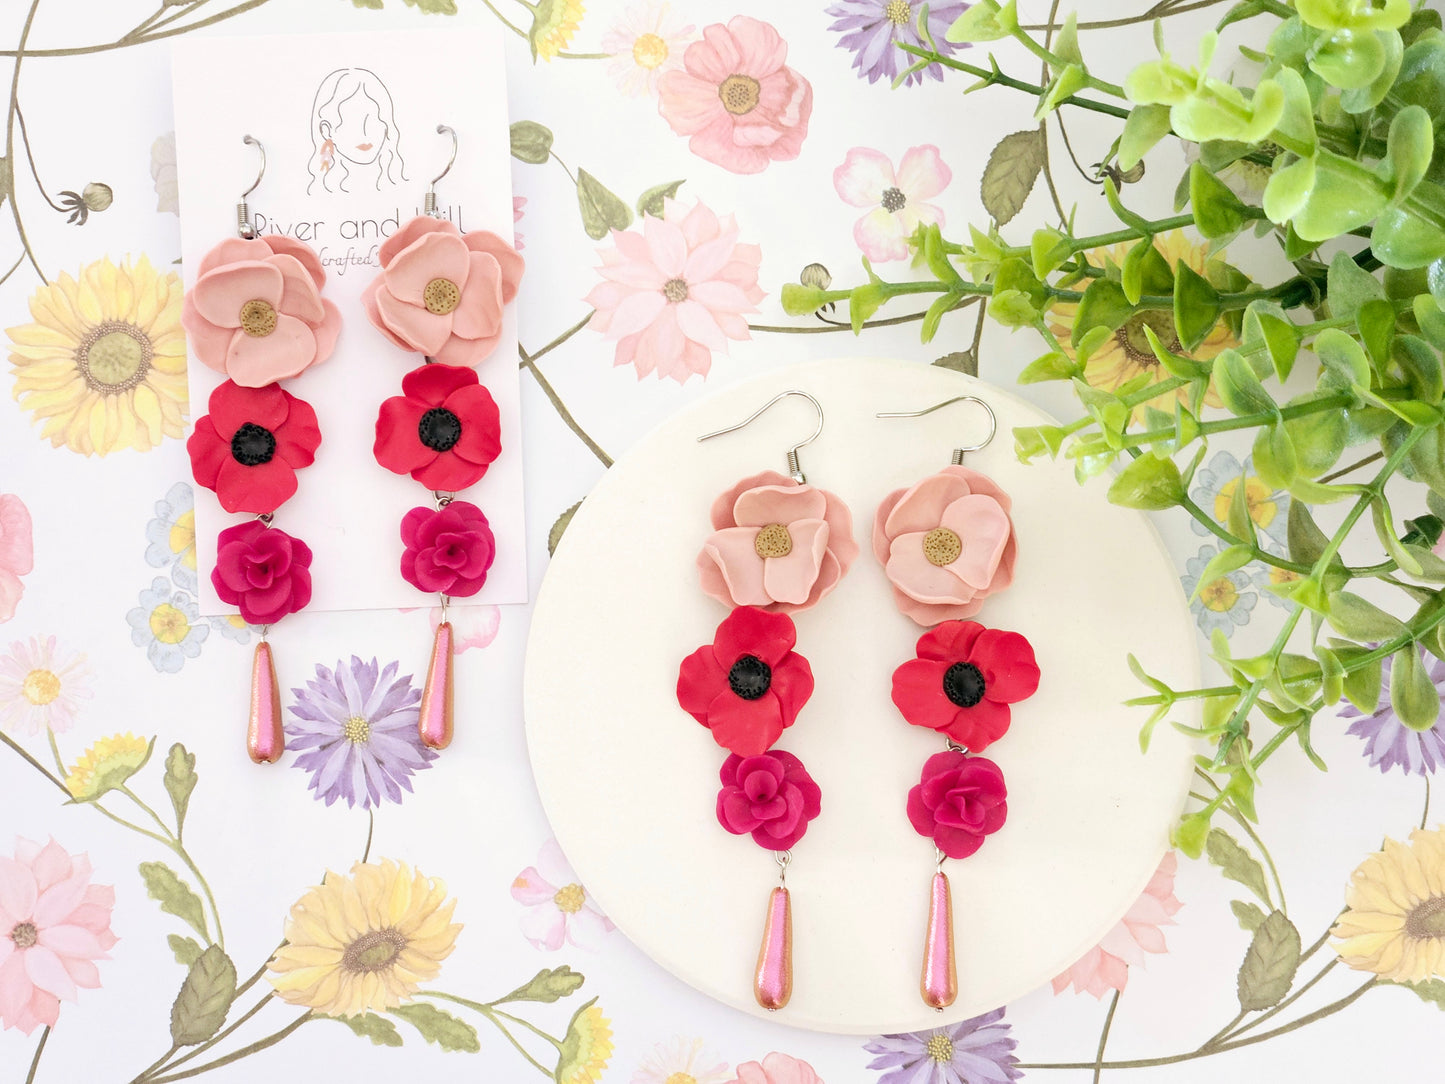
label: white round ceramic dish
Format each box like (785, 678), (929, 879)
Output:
(524, 357), (1200, 1034)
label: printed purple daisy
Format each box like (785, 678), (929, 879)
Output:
(825, 0), (972, 87)
(864, 1008), (1022, 1084)
(1340, 646), (1445, 776)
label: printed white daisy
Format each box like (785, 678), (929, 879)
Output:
(0, 635), (92, 735)
(632, 1037), (730, 1084)
(601, 1), (696, 98)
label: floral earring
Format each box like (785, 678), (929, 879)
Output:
(874, 396), (1040, 1010)
(183, 135), (340, 764)
(366, 124), (524, 752)
(677, 390), (858, 1012)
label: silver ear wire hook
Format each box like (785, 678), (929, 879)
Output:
(697, 390), (824, 485)
(876, 395), (997, 465)
(424, 124), (458, 217)
(237, 135), (264, 239)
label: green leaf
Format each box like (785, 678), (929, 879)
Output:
(1237, 910), (1302, 1011)
(1018, 351), (1077, 384)
(1207, 828), (1272, 905)
(979, 129), (1045, 226)
(1391, 978), (1445, 1009)
(170, 946), (236, 1046)
(1341, 651), (1384, 712)
(934, 350), (978, 375)
(1391, 645), (1440, 731)
(1244, 305), (1301, 382)
(140, 861), (209, 941)
(1029, 228), (1072, 279)
(1231, 899), (1267, 932)
(922, 224), (964, 286)
(1358, 299), (1397, 372)
(1190, 163), (1252, 240)
(1310, 26), (1390, 88)
(1372, 180), (1445, 269)
(1118, 104), (1173, 171)
(498, 965), (587, 1004)
(508, 121), (554, 164)
(946, 0), (1014, 42)
(1315, 327), (1371, 388)
(921, 291), (963, 343)
(1107, 453), (1185, 510)
(1252, 422), (1297, 488)
(1190, 545), (1255, 601)
(1327, 591), (1409, 640)
(330, 1013), (404, 1047)
(850, 282), (889, 331)
(1284, 400), (1347, 478)
(780, 283), (829, 316)
(1385, 105), (1432, 204)
(402, 0), (457, 12)
(1071, 278), (1132, 348)
(575, 168), (633, 240)
(1287, 499), (1330, 566)
(1327, 250), (1386, 322)
(390, 1003), (481, 1052)
(1214, 348), (1276, 417)
(548, 501), (582, 557)
(1037, 64), (1088, 117)
(1051, 11), (1083, 68)
(1317, 645), (1346, 705)
(168, 934), (203, 968)
(1173, 812), (1211, 859)
(1264, 153), (1317, 225)
(350, 0), (384, 9)
(1227, 468), (1258, 545)
(635, 180), (684, 219)
(163, 743), (197, 836)
(1076, 325), (1115, 364)
(1296, 0), (1409, 32)
(1296, 151), (1388, 241)
(1174, 263), (1223, 352)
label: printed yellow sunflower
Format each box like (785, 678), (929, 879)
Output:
(1332, 826), (1445, 983)
(65, 733), (153, 801)
(530, 0), (585, 60)
(555, 999), (613, 1084)
(268, 859), (461, 1017)
(7, 255), (187, 456)
(1048, 230), (1234, 421)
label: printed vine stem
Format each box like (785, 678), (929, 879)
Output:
(144, 1010), (312, 1084)
(416, 990), (558, 1076)
(24, 1025), (50, 1084)
(477, 0), (608, 60)
(7, 0), (48, 282)
(1092, 990), (1121, 1084)
(0, 0), (273, 58)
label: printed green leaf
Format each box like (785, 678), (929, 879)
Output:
(1237, 910), (1301, 1011)
(403, 0), (457, 14)
(1173, 263), (1223, 352)
(163, 743), (197, 836)
(636, 180), (684, 219)
(1231, 899), (1266, 932)
(1391, 978), (1445, 1010)
(934, 351), (978, 376)
(168, 934), (203, 968)
(1206, 828), (1272, 905)
(330, 1012), (404, 1047)
(498, 965), (587, 1004)
(350, 0), (384, 8)
(979, 129), (1045, 226)
(1107, 453), (1185, 510)
(509, 121), (554, 165)
(140, 861), (209, 941)
(576, 169), (633, 240)
(170, 946), (237, 1046)
(390, 1003), (480, 1052)
(1391, 645), (1440, 731)
(548, 501), (582, 557)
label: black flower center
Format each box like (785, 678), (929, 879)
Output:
(881, 186), (907, 213)
(418, 407), (462, 452)
(230, 422), (277, 466)
(942, 662), (985, 708)
(728, 654), (772, 700)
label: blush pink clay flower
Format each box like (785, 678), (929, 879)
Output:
(585, 198), (763, 383)
(873, 466), (1018, 626)
(181, 235), (342, 387)
(700, 470), (858, 613)
(0, 837), (117, 1034)
(363, 216), (524, 368)
(834, 145), (952, 263)
(658, 16), (813, 174)
(1052, 852), (1183, 997)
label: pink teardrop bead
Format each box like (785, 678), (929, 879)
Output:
(921, 871), (957, 1010)
(754, 886), (793, 1011)
(418, 621), (454, 750)
(247, 641), (284, 764)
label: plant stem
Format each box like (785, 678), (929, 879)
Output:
(146, 1011), (310, 1084)
(1424, 775), (1432, 831)
(417, 991), (560, 1074)
(897, 43), (1131, 118)
(528, 312), (592, 363)
(517, 346), (612, 468)
(361, 809), (374, 864)
(1222, 959), (1337, 1044)
(1093, 991), (1121, 1083)
(1195, 771), (1288, 913)
(128, 1044), (179, 1084)
(24, 1025), (49, 1084)
(1020, 0), (1230, 31)
(146, 995), (275, 1079)
(7, 0), (47, 282)
(0, 0), (273, 58)
(0, 731), (72, 797)
(1197, 1008), (1247, 1051)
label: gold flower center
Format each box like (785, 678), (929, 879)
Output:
(922, 527), (962, 567)
(886, 0), (912, 24)
(76, 321), (153, 393)
(926, 1034), (954, 1062)
(171, 509), (197, 564)
(1117, 310), (1180, 366)
(21, 668), (61, 706)
(424, 278), (461, 315)
(1405, 895), (1445, 940)
(754, 523), (793, 559)
(1199, 577), (1239, 612)
(662, 277), (689, 303)
(665, 1074), (698, 1084)
(718, 74), (761, 115)
(632, 31), (669, 69)
(553, 883), (586, 914)
(239, 299), (278, 337)
(9, 922), (37, 950)
(341, 927), (407, 973)
(343, 715), (371, 744)
(149, 603), (191, 645)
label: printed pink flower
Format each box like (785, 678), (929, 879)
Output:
(181, 235), (342, 387)
(725, 1053), (823, 1084)
(362, 216), (524, 368)
(700, 471), (858, 613)
(513, 196), (526, 251)
(399, 501), (495, 598)
(511, 839), (615, 951)
(0, 837), (116, 1034)
(873, 466), (1018, 626)
(906, 750), (1008, 859)
(585, 198), (763, 383)
(427, 604), (499, 653)
(716, 750), (822, 850)
(834, 146), (952, 262)
(1052, 852), (1183, 998)
(0, 495), (34, 623)
(212, 521), (313, 626)
(657, 16), (813, 174)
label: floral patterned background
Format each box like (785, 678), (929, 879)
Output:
(2, 1), (1444, 1082)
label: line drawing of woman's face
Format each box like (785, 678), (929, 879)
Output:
(307, 68), (407, 194)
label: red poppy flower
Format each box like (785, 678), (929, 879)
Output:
(677, 606), (814, 756)
(891, 620), (1039, 752)
(374, 363), (501, 493)
(187, 381), (321, 514)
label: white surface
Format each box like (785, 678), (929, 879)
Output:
(525, 357), (1202, 1035)
(172, 29), (528, 615)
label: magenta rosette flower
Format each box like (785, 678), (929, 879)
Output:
(907, 750), (1007, 859)
(211, 521), (313, 626)
(716, 750), (822, 850)
(399, 501), (496, 598)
